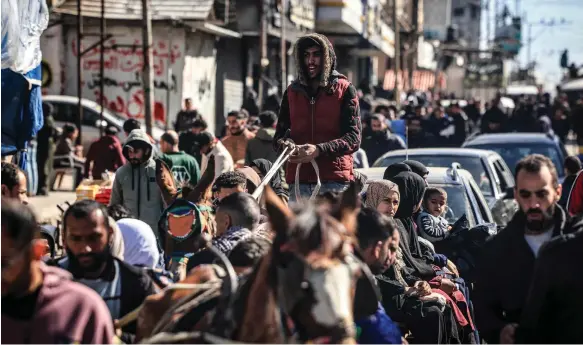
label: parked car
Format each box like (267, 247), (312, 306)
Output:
(357, 165), (495, 229)
(372, 148), (518, 226)
(42, 95), (164, 154)
(462, 133), (567, 182)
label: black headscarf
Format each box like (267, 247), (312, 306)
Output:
(391, 171), (435, 280)
(249, 159), (289, 199)
(403, 160), (429, 179)
(383, 162), (412, 180)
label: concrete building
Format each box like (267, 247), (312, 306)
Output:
(451, 0), (481, 49)
(43, 0), (242, 135)
(423, 0), (451, 42)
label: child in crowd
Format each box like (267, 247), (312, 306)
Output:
(416, 187), (451, 242)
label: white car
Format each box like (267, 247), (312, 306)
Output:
(42, 95), (164, 154)
(358, 165), (495, 228)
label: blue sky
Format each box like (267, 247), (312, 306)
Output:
(481, 0), (583, 92)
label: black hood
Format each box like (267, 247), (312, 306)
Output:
(383, 163), (412, 181)
(392, 171), (426, 219)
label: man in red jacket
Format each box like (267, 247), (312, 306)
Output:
(567, 170), (583, 216)
(274, 33), (361, 202)
(85, 126), (126, 179)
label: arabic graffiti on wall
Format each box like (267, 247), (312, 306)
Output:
(65, 27), (186, 125)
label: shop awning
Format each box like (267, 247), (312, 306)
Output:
(54, 0), (214, 21)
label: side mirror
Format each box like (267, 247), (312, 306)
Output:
(504, 187), (514, 200)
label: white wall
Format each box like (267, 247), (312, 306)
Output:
(423, 0), (451, 41)
(41, 24), (189, 129)
(182, 31), (217, 135)
(40, 25), (65, 95)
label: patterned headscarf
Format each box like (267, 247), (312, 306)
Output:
(364, 180), (399, 210)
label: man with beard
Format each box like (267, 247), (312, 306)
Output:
(221, 110), (255, 169)
(354, 207), (402, 344)
(274, 33), (361, 201)
(2, 198), (115, 344)
(361, 114), (406, 166)
(109, 129), (165, 238)
(56, 200), (156, 341)
(473, 154), (578, 344)
(516, 224), (583, 343)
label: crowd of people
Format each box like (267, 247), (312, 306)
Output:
(2, 32), (583, 344)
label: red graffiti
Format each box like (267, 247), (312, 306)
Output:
(72, 38), (181, 77)
(94, 89), (166, 124)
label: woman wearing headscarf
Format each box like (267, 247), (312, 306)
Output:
(403, 160), (429, 181)
(117, 218), (161, 269)
(391, 171), (436, 279)
(391, 171), (477, 342)
(249, 158), (289, 203)
(110, 218), (125, 261)
(383, 162), (412, 181)
(364, 180), (400, 218)
(365, 179), (461, 343)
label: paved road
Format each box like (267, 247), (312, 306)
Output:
(29, 175), (77, 224)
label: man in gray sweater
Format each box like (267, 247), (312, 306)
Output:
(110, 129), (165, 238)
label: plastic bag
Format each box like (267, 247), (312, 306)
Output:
(1, 0), (49, 74)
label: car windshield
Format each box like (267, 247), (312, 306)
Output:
(430, 183), (471, 225)
(467, 144), (564, 177)
(374, 155), (493, 196)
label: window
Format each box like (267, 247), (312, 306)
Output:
(469, 144), (565, 178)
(82, 107), (101, 127)
(47, 102), (75, 123)
(453, 7), (465, 17)
(493, 160), (509, 191)
(469, 179), (492, 224)
(470, 4), (479, 19)
(432, 184), (475, 226)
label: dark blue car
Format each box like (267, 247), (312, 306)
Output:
(462, 133), (568, 183)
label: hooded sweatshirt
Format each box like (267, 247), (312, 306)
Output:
(274, 33), (361, 184)
(109, 129), (165, 237)
(245, 127), (279, 165)
(1, 264), (114, 344)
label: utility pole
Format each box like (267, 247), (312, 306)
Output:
(393, 0), (400, 107)
(486, 0), (491, 48)
(280, 0), (287, 96)
(408, 0), (419, 90)
(99, 0), (106, 137)
(258, 0), (268, 108)
(142, 0), (154, 136)
(76, 0), (83, 145)
(527, 22), (532, 68)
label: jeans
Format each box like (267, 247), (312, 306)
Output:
(289, 181), (349, 203)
